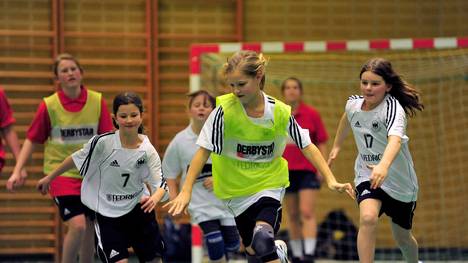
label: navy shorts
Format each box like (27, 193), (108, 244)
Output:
(356, 181), (417, 230)
(286, 170), (321, 193)
(234, 197), (282, 247)
(94, 204), (165, 262)
(54, 195), (93, 221)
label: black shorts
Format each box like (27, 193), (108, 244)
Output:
(54, 195), (93, 221)
(94, 204), (165, 263)
(356, 181), (417, 230)
(286, 170), (321, 193)
(234, 197), (282, 247)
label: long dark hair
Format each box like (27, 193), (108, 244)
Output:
(360, 58), (424, 116)
(112, 92), (144, 133)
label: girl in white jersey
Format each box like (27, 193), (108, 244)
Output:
(166, 50), (354, 263)
(37, 92), (168, 263)
(163, 90), (240, 262)
(328, 58), (424, 263)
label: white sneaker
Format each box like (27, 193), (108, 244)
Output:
(275, 240), (289, 263)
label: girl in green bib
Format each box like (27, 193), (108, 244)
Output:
(166, 50), (354, 263)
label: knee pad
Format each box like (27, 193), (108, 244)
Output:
(204, 230), (225, 261)
(251, 224), (278, 262)
(221, 225), (240, 252)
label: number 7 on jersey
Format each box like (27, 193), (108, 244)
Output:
(121, 173), (130, 187)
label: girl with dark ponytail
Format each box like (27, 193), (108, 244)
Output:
(329, 58), (422, 263)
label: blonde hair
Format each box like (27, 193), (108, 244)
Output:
(53, 53), (84, 77)
(222, 50), (268, 90)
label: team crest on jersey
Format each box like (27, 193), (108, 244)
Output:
(371, 120), (381, 132)
(135, 156), (146, 168)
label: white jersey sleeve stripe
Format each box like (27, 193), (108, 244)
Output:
(386, 97), (397, 132)
(390, 98), (398, 130)
(218, 110), (224, 153)
(289, 116), (304, 149)
(385, 98), (390, 126)
(288, 116), (298, 146)
(211, 107), (224, 154)
(80, 133), (106, 175)
(385, 97), (391, 128)
(211, 107), (220, 153)
(293, 118), (304, 148)
(79, 132), (114, 177)
(159, 176), (168, 191)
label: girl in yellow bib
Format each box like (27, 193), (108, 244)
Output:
(166, 50), (355, 263)
(7, 54), (113, 262)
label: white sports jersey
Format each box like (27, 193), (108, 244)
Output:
(346, 94), (418, 202)
(163, 125), (234, 224)
(197, 92), (312, 215)
(72, 131), (168, 217)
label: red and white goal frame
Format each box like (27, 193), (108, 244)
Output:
(189, 36), (468, 92)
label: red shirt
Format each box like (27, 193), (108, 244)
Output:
(283, 102), (328, 173)
(27, 86), (114, 196)
(0, 87), (16, 172)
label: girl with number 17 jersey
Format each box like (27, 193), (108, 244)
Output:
(329, 58), (424, 263)
(346, 94), (418, 202)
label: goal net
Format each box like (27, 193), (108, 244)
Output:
(194, 39), (468, 261)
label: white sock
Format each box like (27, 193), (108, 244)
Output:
(304, 238), (317, 256)
(289, 239), (303, 258)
